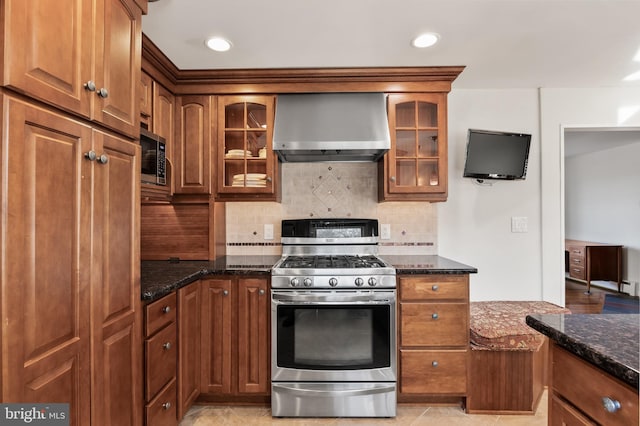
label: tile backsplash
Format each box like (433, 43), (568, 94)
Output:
(225, 162), (437, 256)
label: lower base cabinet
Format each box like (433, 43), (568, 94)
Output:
(178, 282), (202, 418)
(200, 277), (270, 401)
(397, 274), (469, 402)
(549, 343), (638, 426)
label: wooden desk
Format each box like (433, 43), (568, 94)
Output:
(565, 239), (623, 294)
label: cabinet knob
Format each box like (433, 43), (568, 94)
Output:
(97, 154), (108, 164)
(161, 306), (171, 314)
(432, 361), (439, 367)
(431, 285), (439, 291)
(390, 176), (396, 182)
(162, 402), (172, 410)
(97, 88), (109, 98)
(602, 397), (621, 413)
(162, 342), (171, 351)
(223, 290), (229, 296)
(431, 313), (439, 320)
(84, 150), (97, 161)
(266, 176), (272, 183)
(84, 81), (96, 92)
(259, 289), (265, 295)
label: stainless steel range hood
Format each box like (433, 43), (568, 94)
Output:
(272, 93), (390, 162)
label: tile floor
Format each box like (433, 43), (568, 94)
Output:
(179, 391), (547, 425)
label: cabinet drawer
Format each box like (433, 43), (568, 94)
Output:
(146, 378), (177, 426)
(400, 349), (467, 394)
(146, 321), (177, 401)
(145, 293), (177, 337)
(569, 265), (586, 280)
(569, 255), (585, 267)
(552, 345), (638, 426)
(400, 276), (468, 301)
(400, 302), (469, 347)
(567, 246), (586, 257)
(551, 394), (596, 425)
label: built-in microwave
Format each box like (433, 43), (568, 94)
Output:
(140, 128), (166, 185)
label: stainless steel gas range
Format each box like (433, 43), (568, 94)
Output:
(271, 218), (397, 418)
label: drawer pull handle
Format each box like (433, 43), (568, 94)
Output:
(162, 306), (171, 314)
(162, 342), (171, 351)
(432, 313), (439, 320)
(432, 361), (439, 367)
(162, 402), (172, 410)
(602, 397), (621, 413)
(431, 285), (439, 291)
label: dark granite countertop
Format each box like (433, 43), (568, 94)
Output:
(141, 255), (477, 303)
(526, 313), (639, 389)
(381, 255), (477, 275)
(141, 256), (280, 301)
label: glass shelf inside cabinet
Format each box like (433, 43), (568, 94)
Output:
(223, 102), (269, 189)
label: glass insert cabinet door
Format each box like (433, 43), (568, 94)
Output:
(217, 95), (275, 193)
(386, 93), (447, 196)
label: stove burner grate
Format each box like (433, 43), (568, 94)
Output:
(279, 255), (387, 269)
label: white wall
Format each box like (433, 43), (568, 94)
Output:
(439, 89), (542, 301)
(565, 141), (640, 294)
(440, 87), (640, 305)
(540, 88), (640, 305)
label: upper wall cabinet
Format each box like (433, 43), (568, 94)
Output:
(215, 95), (280, 201)
(1, 0), (141, 138)
(140, 71), (153, 129)
(379, 93), (449, 202)
(175, 95), (214, 194)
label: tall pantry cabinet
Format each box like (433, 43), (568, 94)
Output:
(0, 0), (144, 425)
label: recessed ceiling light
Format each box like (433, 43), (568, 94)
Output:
(411, 33), (439, 48)
(205, 37), (232, 52)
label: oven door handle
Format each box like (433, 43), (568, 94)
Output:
(272, 383), (396, 397)
(271, 293), (395, 304)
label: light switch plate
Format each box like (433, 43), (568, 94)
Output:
(264, 224), (274, 240)
(511, 216), (528, 233)
(380, 224), (391, 240)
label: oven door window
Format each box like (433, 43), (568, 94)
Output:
(276, 305), (390, 370)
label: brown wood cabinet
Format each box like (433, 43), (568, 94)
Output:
(565, 239), (623, 293)
(549, 342), (638, 426)
(140, 71), (153, 129)
(144, 293), (178, 426)
(175, 95), (214, 194)
(177, 282), (202, 419)
(0, 95), (142, 425)
(200, 277), (270, 401)
(2, 0), (142, 138)
(215, 95), (280, 201)
(379, 93), (449, 202)
(397, 274), (469, 401)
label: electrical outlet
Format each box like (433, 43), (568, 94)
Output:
(380, 224), (391, 240)
(264, 224), (274, 240)
(511, 216), (528, 233)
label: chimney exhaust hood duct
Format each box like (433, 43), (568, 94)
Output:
(272, 92), (391, 162)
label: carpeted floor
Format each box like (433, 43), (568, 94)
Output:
(602, 293), (640, 313)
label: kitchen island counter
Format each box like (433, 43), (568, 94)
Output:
(526, 313), (639, 388)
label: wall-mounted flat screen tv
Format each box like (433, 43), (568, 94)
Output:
(463, 129), (532, 181)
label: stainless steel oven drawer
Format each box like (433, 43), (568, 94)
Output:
(271, 382), (396, 417)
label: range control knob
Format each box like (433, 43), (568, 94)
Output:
(290, 277), (300, 287)
(303, 277), (313, 287)
(328, 277), (339, 287)
(354, 277), (364, 287)
(368, 277), (378, 287)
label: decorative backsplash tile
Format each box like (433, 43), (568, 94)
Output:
(225, 162), (437, 256)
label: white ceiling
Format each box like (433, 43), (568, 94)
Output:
(142, 0), (640, 89)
